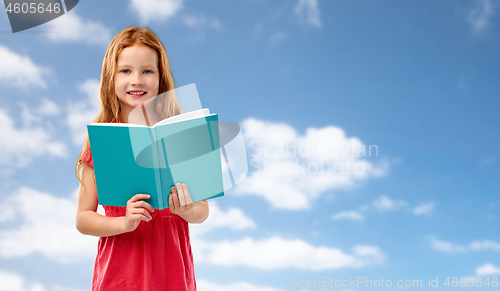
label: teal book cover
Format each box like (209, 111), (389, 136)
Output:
(87, 113), (224, 210)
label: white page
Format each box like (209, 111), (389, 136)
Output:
(153, 108), (211, 127)
(91, 108), (212, 127)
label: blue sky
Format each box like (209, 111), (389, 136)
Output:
(0, 0), (499, 290)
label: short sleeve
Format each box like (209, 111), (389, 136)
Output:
(80, 146), (94, 168)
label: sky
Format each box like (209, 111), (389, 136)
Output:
(0, 0), (499, 290)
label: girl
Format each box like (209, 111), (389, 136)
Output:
(75, 26), (209, 291)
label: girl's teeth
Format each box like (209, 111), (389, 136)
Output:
(129, 92), (145, 95)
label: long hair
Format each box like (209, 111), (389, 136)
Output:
(75, 26), (182, 186)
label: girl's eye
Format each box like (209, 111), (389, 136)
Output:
(144, 70), (153, 74)
(120, 69), (130, 74)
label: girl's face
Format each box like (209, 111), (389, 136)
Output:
(114, 43), (160, 119)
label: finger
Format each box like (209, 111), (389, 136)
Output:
(170, 186), (176, 211)
(132, 201), (155, 213)
(172, 186), (181, 209)
(176, 183), (186, 206)
(135, 213), (150, 222)
(182, 183), (193, 205)
(128, 194), (151, 203)
(131, 208), (152, 220)
(169, 193), (175, 211)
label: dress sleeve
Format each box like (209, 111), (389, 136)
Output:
(80, 146), (94, 168)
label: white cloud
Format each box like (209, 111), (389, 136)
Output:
(0, 46), (50, 89)
(0, 187), (98, 263)
(45, 12), (111, 45)
(191, 204), (384, 271)
(470, 240), (500, 251)
(0, 270), (87, 291)
(0, 107), (66, 167)
(372, 195), (406, 212)
(235, 118), (388, 209)
(413, 202), (435, 216)
(130, 0), (183, 25)
(0, 271), (44, 291)
(37, 98), (60, 116)
(467, 0), (496, 34)
(19, 98), (60, 127)
(66, 79), (101, 145)
(190, 203), (256, 237)
(431, 238), (500, 254)
(183, 15), (221, 30)
(196, 236), (384, 270)
(430, 237), (467, 254)
(294, 0), (321, 27)
(197, 279), (283, 291)
(476, 263), (500, 276)
(332, 211), (364, 222)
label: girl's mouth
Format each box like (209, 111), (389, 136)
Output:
(127, 91), (147, 98)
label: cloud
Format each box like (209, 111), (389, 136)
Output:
(0, 271), (44, 291)
(130, 0), (183, 25)
(190, 203), (256, 237)
(19, 98), (60, 128)
(294, 0), (321, 27)
(332, 211), (364, 222)
(372, 195), (406, 212)
(476, 264), (500, 276)
(0, 46), (51, 89)
(0, 187), (98, 264)
(197, 279), (283, 291)
(470, 240), (500, 251)
(0, 270), (87, 291)
(196, 236), (384, 270)
(191, 204), (384, 271)
(413, 202), (435, 217)
(66, 79), (101, 145)
(183, 15), (221, 30)
(430, 237), (466, 254)
(0, 106), (66, 167)
(431, 237), (500, 254)
(45, 12), (111, 45)
(36, 98), (60, 116)
(466, 0), (496, 34)
(235, 118), (388, 209)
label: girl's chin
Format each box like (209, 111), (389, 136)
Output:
(128, 93), (147, 99)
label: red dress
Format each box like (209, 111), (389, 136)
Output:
(81, 149), (197, 291)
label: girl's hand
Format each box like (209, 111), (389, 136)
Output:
(123, 194), (154, 233)
(169, 183), (195, 215)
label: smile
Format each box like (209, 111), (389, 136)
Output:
(127, 91), (147, 98)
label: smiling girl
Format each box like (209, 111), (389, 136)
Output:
(75, 26), (208, 291)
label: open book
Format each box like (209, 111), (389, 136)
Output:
(87, 108), (224, 210)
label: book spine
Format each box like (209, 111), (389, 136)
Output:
(149, 128), (164, 209)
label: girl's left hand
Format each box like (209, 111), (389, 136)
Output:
(169, 183), (195, 215)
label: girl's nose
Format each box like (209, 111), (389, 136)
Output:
(131, 73), (143, 85)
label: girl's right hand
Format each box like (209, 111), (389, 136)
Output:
(123, 194), (154, 232)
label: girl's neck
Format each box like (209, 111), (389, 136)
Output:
(120, 106), (159, 126)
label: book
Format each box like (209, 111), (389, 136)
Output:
(87, 108), (224, 210)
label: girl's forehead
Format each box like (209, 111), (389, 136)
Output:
(117, 44), (158, 66)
